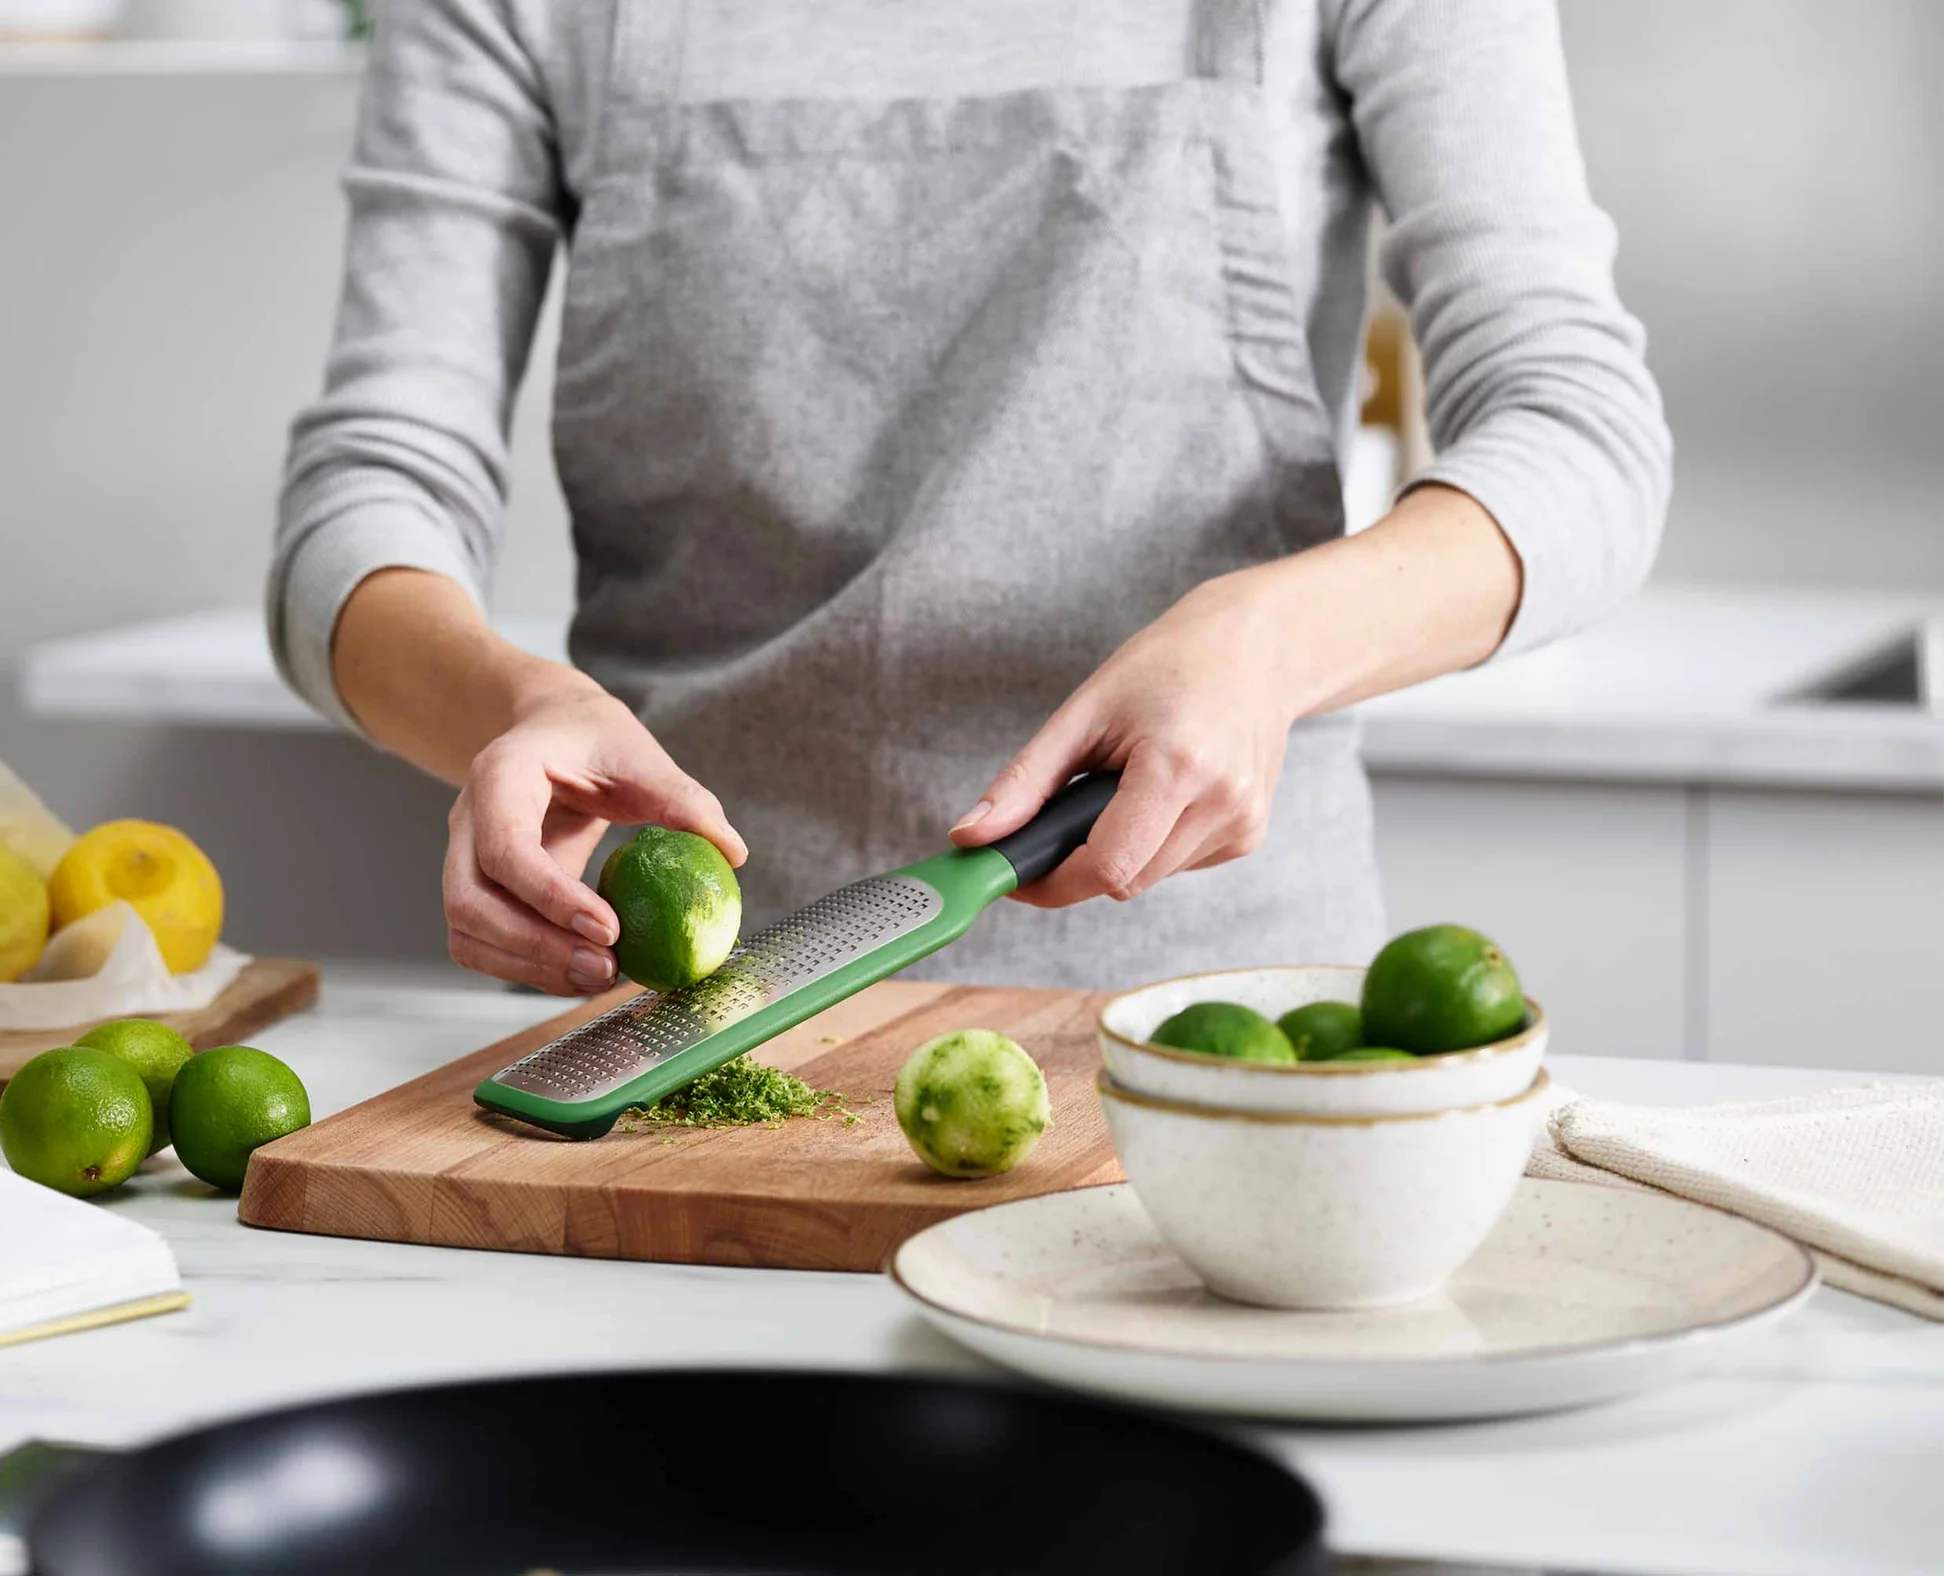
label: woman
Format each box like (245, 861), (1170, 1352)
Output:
(272, 0), (1669, 996)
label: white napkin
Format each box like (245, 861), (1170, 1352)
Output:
(0, 758), (75, 878)
(1529, 1083), (1944, 1320)
(0, 901), (250, 1031)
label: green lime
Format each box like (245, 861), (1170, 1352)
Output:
(1361, 925), (1525, 1055)
(1326, 1047), (1417, 1063)
(895, 1029), (1050, 1179)
(169, 1045), (310, 1193)
(1150, 1002), (1296, 1065)
(1276, 1001), (1364, 1062)
(598, 826), (742, 993)
(0, 1046), (152, 1198)
(75, 1018), (195, 1153)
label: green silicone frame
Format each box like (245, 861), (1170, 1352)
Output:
(472, 846), (1019, 1139)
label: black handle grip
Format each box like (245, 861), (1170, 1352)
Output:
(988, 772), (1121, 888)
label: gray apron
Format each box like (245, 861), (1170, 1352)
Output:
(553, 0), (1385, 989)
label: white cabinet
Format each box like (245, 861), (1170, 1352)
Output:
(1374, 773), (1944, 1072)
(1370, 775), (1691, 1061)
(1703, 789), (1944, 1074)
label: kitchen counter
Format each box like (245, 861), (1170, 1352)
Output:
(2, 972), (1939, 1576)
(18, 584), (1944, 790)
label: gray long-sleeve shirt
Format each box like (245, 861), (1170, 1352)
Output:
(271, 0), (1671, 732)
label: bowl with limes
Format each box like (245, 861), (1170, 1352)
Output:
(1093, 926), (1551, 1309)
(1097, 928), (1547, 1117)
(1095, 1062), (1551, 1309)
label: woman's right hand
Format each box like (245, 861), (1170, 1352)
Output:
(443, 678), (746, 996)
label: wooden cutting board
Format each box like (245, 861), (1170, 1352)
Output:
(0, 958), (321, 1082)
(240, 980), (1125, 1272)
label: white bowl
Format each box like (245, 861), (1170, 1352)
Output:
(1098, 965), (1547, 1116)
(1097, 1069), (1550, 1310)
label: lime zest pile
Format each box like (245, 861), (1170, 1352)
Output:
(620, 1055), (864, 1131)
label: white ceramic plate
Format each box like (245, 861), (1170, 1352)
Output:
(891, 1180), (1818, 1422)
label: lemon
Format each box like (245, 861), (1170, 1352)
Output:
(598, 826), (741, 993)
(48, 820), (223, 974)
(0, 1046), (152, 1198)
(0, 841), (50, 983)
(1361, 924), (1526, 1055)
(75, 1018), (195, 1153)
(1276, 1001), (1364, 1062)
(895, 1029), (1050, 1179)
(1150, 1002), (1296, 1064)
(169, 1045), (310, 1193)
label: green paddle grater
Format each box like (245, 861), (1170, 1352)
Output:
(475, 773), (1120, 1139)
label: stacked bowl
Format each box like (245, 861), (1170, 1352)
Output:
(1096, 966), (1551, 1310)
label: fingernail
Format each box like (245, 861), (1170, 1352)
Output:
(572, 913), (613, 945)
(570, 947), (615, 983)
(952, 800), (994, 833)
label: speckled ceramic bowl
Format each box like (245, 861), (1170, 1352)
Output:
(1097, 1068), (1550, 1310)
(1097, 965), (1547, 1116)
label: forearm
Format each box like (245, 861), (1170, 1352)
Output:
(1253, 483), (1523, 720)
(331, 568), (602, 787)
(954, 482), (1522, 902)
(1340, 0), (1671, 655)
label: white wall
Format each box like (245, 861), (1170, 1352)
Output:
(0, 63), (571, 960)
(1560, 0), (1944, 589)
(2, 1), (1941, 967)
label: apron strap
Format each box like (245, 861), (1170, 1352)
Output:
(1195, 0), (1265, 86)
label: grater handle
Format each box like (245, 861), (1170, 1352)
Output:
(988, 771), (1122, 888)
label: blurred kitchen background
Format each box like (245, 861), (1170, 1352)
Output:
(2, 0), (1940, 1066)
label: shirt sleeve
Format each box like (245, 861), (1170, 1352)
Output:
(1330, 0), (1674, 658)
(267, 0), (566, 730)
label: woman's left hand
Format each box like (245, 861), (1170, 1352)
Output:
(949, 565), (1302, 908)
(948, 485), (1524, 907)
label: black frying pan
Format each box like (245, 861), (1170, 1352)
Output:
(28, 1370), (1326, 1575)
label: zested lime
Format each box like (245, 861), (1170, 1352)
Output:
(1361, 925), (1525, 1055)
(1150, 1002), (1295, 1065)
(598, 826), (742, 993)
(895, 1030), (1050, 1178)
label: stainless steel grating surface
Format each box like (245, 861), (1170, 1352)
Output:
(490, 874), (943, 1103)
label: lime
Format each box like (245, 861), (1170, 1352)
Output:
(1361, 925), (1525, 1055)
(895, 1029), (1050, 1178)
(74, 1018), (195, 1153)
(598, 826), (741, 993)
(1326, 1047), (1417, 1063)
(169, 1045), (310, 1193)
(1150, 1002), (1296, 1065)
(1276, 1001), (1363, 1062)
(0, 842), (49, 983)
(0, 1046), (152, 1197)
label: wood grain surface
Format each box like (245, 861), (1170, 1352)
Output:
(239, 980), (1125, 1272)
(0, 958), (321, 1082)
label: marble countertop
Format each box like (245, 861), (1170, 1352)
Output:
(17, 585), (1944, 790)
(2, 971), (1940, 1575)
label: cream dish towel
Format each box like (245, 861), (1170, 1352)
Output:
(1528, 1083), (1944, 1320)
